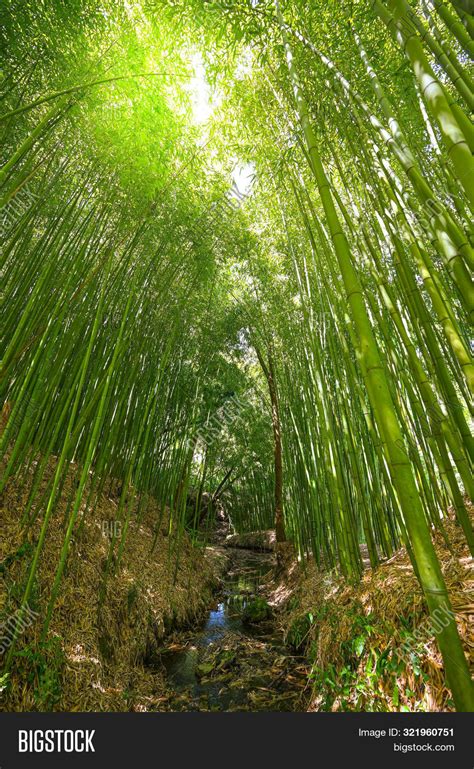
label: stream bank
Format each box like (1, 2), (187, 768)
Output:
(3, 456), (470, 714)
(150, 546), (309, 711)
(1, 462), (308, 713)
(0, 461), (219, 712)
(274, 512), (473, 712)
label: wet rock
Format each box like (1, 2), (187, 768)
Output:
(249, 675), (271, 688)
(196, 661), (215, 677)
(242, 598), (272, 624)
(225, 530), (276, 552)
(216, 650), (236, 670)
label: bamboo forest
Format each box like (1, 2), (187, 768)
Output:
(0, 0), (473, 717)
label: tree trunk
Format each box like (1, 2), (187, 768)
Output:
(255, 343), (286, 543)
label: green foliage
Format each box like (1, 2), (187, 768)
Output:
(0, 542), (33, 574)
(1, 0), (473, 710)
(286, 611), (314, 651)
(13, 638), (65, 710)
(242, 597), (272, 624)
(309, 612), (431, 712)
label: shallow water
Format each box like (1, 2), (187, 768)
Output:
(157, 549), (307, 711)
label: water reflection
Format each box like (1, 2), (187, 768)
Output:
(159, 550), (275, 705)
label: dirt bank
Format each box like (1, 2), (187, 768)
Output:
(150, 547), (309, 712)
(270, 513), (473, 712)
(2, 455), (472, 713)
(0, 459), (220, 711)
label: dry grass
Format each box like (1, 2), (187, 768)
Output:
(0, 456), (217, 711)
(273, 512), (473, 712)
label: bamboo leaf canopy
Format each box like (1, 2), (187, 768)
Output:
(1, 0), (473, 710)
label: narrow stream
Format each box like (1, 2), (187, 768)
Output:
(156, 548), (308, 711)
